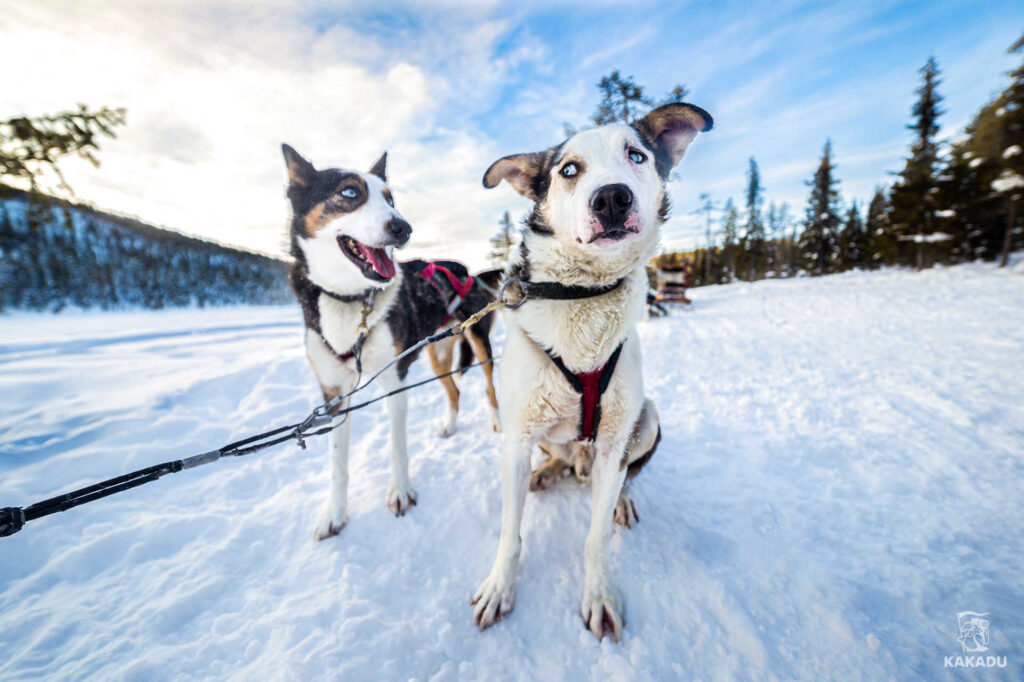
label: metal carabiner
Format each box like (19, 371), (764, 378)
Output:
(499, 276), (528, 309)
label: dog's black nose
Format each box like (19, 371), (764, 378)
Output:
(385, 217), (412, 244)
(590, 184), (633, 226)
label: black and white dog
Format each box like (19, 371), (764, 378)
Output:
(281, 145), (499, 540)
(470, 104), (713, 640)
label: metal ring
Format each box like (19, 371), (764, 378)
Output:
(499, 276), (528, 309)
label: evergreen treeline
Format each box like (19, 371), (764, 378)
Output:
(656, 39), (1024, 285)
(0, 186), (291, 311)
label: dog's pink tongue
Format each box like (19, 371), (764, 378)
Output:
(359, 244), (396, 278)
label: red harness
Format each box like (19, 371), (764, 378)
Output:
(543, 343), (624, 442)
(417, 262), (475, 325)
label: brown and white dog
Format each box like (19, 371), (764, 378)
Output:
(470, 104), (713, 640)
(281, 145), (499, 539)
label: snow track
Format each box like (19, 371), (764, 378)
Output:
(1, 263), (1022, 680)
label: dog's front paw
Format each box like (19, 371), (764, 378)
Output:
(313, 505), (346, 541)
(471, 570), (516, 631)
(489, 408), (501, 433)
(386, 485), (417, 516)
(613, 490), (639, 528)
(581, 579), (624, 642)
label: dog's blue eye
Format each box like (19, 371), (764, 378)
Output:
(340, 188), (359, 199)
(628, 149), (646, 164)
(560, 163), (579, 178)
(384, 194), (394, 207)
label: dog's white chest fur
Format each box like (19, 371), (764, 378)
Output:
(513, 268), (645, 372)
(317, 272), (401, 358)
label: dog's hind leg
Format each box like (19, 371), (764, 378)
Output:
(614, 399), (660, 529)
(465, 327), (500, 432)
(378, 366), (418, 516)
(427, 337), (460, 438)
(313, 393), (352, 540)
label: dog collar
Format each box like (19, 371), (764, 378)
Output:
(320, 286), (377, 304)
(501, 274), (626, 308)
(522, 277), (625, 300)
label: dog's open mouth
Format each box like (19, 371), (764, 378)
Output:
(337, 235), (396, 280)
(588, 226), (638, 243)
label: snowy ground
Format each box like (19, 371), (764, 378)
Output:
(1, 263), (1022, 681)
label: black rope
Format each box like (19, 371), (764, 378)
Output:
(0, 354), (497, 538)
(1, 275), (517, 538)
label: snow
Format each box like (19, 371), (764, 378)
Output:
(1004, 145), (1022, 159)
(992, 171), (1024, 193)
(897, 232), (952, 243)
(2, 264), (1023, 680)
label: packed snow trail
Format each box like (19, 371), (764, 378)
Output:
(0, 263), (1022, 681)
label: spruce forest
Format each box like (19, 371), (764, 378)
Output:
(0, 187), (290, 311)
(0, 108), (290, 311)
(650, 38), (1023, 284)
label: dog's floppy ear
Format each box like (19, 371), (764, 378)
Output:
(635, 103), (713, 175)
(282, 144), (316, 187)
(482, 151), (549, 201)
(369, 151), (387, 182)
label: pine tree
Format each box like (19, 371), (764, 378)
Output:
(864, 187), (894, 267)
(1, 105), (126, 198)
(798, 140), (843, 275)
(837, 201), (869, 270)
(588, 72), (689, 129)
(934, 34), (1023, 263)
(720, 198), (739, 282)
(997, 33), (1024, 265)
(591, 71), (653, 125)
(889, 58), (944, 260)
(740, 157), (766, 281)
(487, 211), (517, 269)
(660, 84), (690, 106)
(766, 201), (794, 277)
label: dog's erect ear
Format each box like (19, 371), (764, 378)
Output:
(282, 144), (316, 187)
(635, 103), (713, 174)
(369, 152), (387, 182)
(482, 151), (549, 200)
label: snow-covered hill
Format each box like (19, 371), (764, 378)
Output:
(1, 263), (1022, 680)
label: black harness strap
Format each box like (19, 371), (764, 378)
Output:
(542, 342), (624, 442)
(506, 264), (629, 442)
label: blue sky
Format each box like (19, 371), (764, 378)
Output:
(2, 0), (1022, 266)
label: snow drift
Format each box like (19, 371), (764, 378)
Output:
(0, 263), (1022, 680)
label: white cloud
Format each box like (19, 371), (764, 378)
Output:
(3, 0), (1021, 267)
(0, 0), (519, 266)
